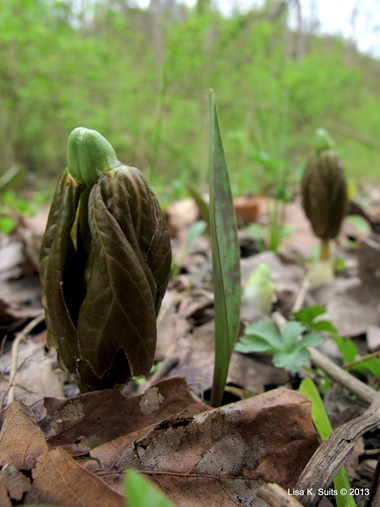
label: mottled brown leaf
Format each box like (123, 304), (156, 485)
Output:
(0, 401), (48, 470)
(0, 463), (31, 501)
(43, 377), (209, 449)
(0, 478), (12, 507)
(26, 447), (124, 507)
(90, 389), (319, 506)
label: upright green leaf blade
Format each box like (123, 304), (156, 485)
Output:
(299, 378), (356, 507)
(209, 89), (241, 407)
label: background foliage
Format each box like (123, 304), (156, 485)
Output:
(1, 0), (379, 198)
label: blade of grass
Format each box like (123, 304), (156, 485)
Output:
(209, 89), (241, 407)
(299, 377), (355, 507)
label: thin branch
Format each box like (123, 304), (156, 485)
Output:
(309, 347), (376, 404)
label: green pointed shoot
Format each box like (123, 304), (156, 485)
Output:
(209, 90), (241, 407)
(67, 127), (120, 186)
(314, 128), (335, 153)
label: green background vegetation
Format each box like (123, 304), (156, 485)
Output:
(1, 0), (379, 199)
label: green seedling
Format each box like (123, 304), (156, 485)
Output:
(299, 378), (355, 507)
(236, 319), (324, 371)
(209, 90), (241, 407)
(243, 263), (276, 314)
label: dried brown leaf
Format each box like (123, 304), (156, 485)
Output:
(0, 478), (12, 507)
(0, 463), (31, 501)
(0, 401), (48, 470)
(91, 389), (319, 506)
(43, 377), (209, 448)
(26, 447), (124, 507)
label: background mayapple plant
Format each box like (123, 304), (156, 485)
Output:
(39, 127), (172, 392)
(301, 128), (347, 268)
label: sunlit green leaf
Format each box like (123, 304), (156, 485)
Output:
(279, 321), (305, 349)
(124, 469), (175, 507)
(243, 320), (283, 349)
(294, 332), (324, 351)
(0, 216), (16, 234)
(235, 335), (276, 354)
(333, 335), (358, 364)
(299, 377), (332, 440)
(273, 348), (310, 371)
(293, 305), (326, 326)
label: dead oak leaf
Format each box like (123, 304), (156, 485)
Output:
(0, 401), (48, 470)
(25, 447), (124, 507)
(42, 377), (209, 450)
(90, 389), (319, 506)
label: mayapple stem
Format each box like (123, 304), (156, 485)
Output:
(319, 239), (330, 262)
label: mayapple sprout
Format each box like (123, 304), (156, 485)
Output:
(40, 128), (172, 392)
(301, 128), (347, 263)
(243, 263), (276, 314)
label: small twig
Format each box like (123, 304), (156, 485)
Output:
(309, 347), (376, 404)
(5, 311), (45, 407)
(343, 349), (380, 369)
(292, 271), (311, 314)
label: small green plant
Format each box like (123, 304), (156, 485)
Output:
(243, 263), (276, 314)
(236, 319), (324, 371)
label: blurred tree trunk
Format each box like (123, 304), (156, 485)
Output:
(149, 0), (164, 68)
(292, 0), (306, 59)
(196, 0), (210, 15)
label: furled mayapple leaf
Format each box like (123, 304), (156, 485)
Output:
(67, 127), (120, 186)
(40, 128), (172, 392)
(301, 130), (347, 241)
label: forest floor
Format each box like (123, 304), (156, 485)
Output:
(1, 189), (380, 507)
